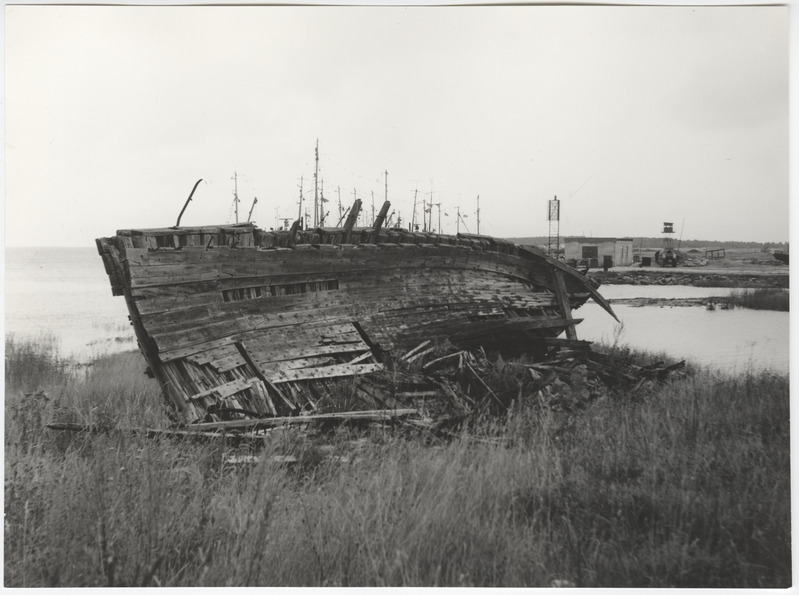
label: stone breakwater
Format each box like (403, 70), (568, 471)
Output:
(588, 269), (789, 289)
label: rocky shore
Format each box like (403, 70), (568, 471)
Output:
(608, 297), (719, 308)
(588, 268), (789, 289)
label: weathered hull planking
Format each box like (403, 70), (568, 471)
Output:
(97, 217), (617, 425)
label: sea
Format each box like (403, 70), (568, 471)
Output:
(4, 247), (791, 374)
(5, 247), (136, 362)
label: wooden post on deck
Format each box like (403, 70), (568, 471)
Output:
(372, 200), (391, 234)
(552, 269), (578, 341)
(287, 218), (301, 247)
(343, 199), (362, 243)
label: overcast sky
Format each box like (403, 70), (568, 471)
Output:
(5, 3), (790, 246)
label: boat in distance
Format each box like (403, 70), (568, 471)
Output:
(96, 198), (618, 425)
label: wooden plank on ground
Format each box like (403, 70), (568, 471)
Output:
(401, 340), (432, 360)
(185, 408), (418, 432)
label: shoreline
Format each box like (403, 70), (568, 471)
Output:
(588, 267), (788, 289)
(605, 297), (787, 309)
(609, 297), (716, 308)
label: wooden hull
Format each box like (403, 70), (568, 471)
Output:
(97, 222), (616, 424)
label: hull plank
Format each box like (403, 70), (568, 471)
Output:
(97, 222), (616, 425)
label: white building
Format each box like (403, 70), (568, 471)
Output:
(562, 236), (635, 268)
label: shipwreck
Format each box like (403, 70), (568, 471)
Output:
(96, 198), (619, 428)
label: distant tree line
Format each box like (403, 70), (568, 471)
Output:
(505, 236), (788, 251)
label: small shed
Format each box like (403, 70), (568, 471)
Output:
(562, 237), (635, 268)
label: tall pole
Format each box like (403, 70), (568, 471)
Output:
(232, 172), (240, 224)
(476, 195), (480, 234)
(320, 180), (326, 226)
(556, 198), (560, 258)
(337, 186), (342, 224)
(313, 139), (319, 227)
(411, 188), (418, 231)
(426, 181), (434, 232)
(371, 191), (375, 225)
(297, 175), (304, 224)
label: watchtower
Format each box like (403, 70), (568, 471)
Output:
(658, 222), (677, 267)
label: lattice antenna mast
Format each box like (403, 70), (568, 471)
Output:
(548, 195), (560, 258)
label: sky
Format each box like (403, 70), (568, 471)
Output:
(4, 2), (790, 247)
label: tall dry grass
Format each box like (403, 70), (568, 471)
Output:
(719, 288), (789, 311)
(4, 336), (791, 587)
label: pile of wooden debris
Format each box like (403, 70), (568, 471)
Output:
(47, 341), (685, 441)
(375, 340), (686, 426)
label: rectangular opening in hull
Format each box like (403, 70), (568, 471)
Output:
(221, 279), (340, 302)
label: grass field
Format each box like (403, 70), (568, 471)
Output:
(4, 334), (791, 587)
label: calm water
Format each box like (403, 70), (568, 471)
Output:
(4, 248), (790, 374)
(5, 247), (136, 361)
(578, 295), (789, 375)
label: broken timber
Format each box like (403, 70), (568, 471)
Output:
(46, 408), (417, 438)
(96, 199), (618, 427)
(46, 344), (687, 442)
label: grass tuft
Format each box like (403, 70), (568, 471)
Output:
(5, 334), (69, 394)
(719, 288), (789, 311)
